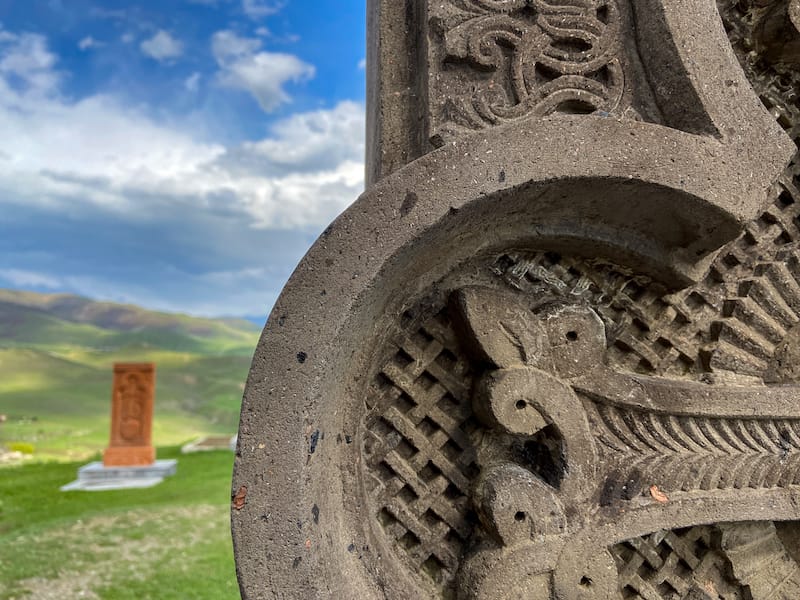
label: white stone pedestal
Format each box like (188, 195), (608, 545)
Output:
(60, 459), (177, 491)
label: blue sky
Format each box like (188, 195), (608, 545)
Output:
(0, 0), (367, 321)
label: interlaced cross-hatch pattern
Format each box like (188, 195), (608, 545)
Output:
(358, 3), (800, 595)
(612, 527), (746, 600)
(362, 309), (481, 591)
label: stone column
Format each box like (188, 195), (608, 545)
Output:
(233, 1), (800, 598)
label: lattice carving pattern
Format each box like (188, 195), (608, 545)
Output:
(492, 252), (704, 376)
(492, 237), (800, 380)
(362, 309), (481, 592)
(612, 527), (746, 599)
(362, 4), (800, 593)
(710, 0), (800, 378)
(490, 3), (800, 381)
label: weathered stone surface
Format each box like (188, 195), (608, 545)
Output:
(232, 0), (800, 598)
(103, 363), (156, 467)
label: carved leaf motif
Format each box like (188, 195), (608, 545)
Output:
(588, 401), (800, 499)
(450, 286), (546, 368)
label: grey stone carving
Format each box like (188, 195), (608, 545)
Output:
(426, 0), (627, 141)
(232, 0), (800, 598)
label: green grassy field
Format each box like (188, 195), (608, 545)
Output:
(0, 346), (253, 460)
(0, 289), (260, 461)
(0, 290), (255, 598)
(0, 447), (239, 600)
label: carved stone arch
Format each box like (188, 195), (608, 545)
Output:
(232, 0), (800, 598)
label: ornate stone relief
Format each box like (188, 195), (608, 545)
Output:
(426, 0), (629, 142)
(359, 28), (800, 582)
(424, 0), (796, 158)
(353, 9), (800, 586)
(359, 249), (800, 597)
(232, 0), (800, 598)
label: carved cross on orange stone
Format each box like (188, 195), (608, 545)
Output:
(103, 363), (156, 467)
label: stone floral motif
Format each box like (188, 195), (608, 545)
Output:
(428, 0), (624, 139)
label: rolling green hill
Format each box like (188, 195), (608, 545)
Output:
(0, 289), (261, 460)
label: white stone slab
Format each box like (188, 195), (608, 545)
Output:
(60, 459), (177, 492)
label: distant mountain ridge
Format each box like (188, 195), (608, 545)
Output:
(0, 289), (260, 355)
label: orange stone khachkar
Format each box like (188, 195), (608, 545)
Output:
(103, 363), (156, 467)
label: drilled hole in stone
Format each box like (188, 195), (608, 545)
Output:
(514, 511), (526, 522)
(566, 330), (579, 341)
(580, 576), (592, 587)
(515, 400), (526, 410)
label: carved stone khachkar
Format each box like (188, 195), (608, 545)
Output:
(232, 0), (800, 598)
(104, 362), (156, 466)
(62, 362), (177, 491)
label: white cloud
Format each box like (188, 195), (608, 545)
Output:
(0, 28), (365, 316)
(255, 27), (270, 37)
(140, 30), (183, 62)
(358, 57), (366, 70)
(0, 32), (60, 97)
(121, 33), (135, 44)
(211, 30), (260, 60)
(185, 72), (201, 92)
(78, 36), (101, 50)
(212, 30), (314, 112)
(0, 268), (61, 289)
(232, 101), (365, 173)
(218, 53), (314, 112)
(0, 29), (363, 229)
(242, 0), (284, 19)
